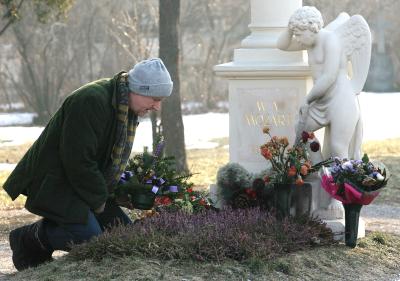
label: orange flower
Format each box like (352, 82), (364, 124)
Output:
(263, 126), (270, 134)
(295, 177), (304, 186)
(260, 147), (273, 159)
(304, 161), (312, 169)
(280, 137), (289, 147)
(300, 165), (308, 176)
(288, 166), (297, 177)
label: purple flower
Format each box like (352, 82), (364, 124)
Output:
(341, 161), (354, 172)
(354, 160), (363, 165)
(153, 140), (165, 159)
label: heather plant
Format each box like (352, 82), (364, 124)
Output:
(68, 208), (335, 262)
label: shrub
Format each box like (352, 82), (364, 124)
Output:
(69, 208), (335, 262)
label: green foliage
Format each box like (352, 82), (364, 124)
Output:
(372, 232), (388, 245)
(32, 0), (74, 23)
(216, 162), (252, 202)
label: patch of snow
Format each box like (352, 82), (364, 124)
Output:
(0, 126), (43, 146)
(0, 163), (16, 171)
(358, 92), (400, 141)
(133, 113), (228, 152)
(0, 113), (37, 126)
(0, 102), (25, 111)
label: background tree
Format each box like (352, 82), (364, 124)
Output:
(180, 0), (249, 111)
(159, 0), (188, 172)
(0, 0), (73, 36)
(304, 0), (400, 90)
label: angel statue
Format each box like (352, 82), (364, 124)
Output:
(277, 6), (371, 219)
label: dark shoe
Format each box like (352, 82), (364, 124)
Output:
(9, 220), (53, 271)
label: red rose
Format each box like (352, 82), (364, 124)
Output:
(161, 196), (172, 205)
(263, 175), (270, 183)
(244, 188), (257, 199)
(301, 131), (310, 143)
(187, 188), (193, 193)
(310, 141), (320, 152)
(199, 198), (207, 206)
(155, 196), (172, 206)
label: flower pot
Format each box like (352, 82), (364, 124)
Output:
(274, 184), (293, 219)
(131, 191), (156, 210)
(343, 203), (362, 248)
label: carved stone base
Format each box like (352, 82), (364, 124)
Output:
(208, 184), (226, 209)
(312, 199), (345, 220)
(323, 217), (365, 241)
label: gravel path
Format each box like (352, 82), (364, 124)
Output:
(361, 204), (400, 235)
(0, 205), (399, 280)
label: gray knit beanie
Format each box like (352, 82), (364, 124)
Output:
(128, 58), (173, 97)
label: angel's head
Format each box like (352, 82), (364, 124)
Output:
(289, 6), (323, 46)
(289, 6), (323, 33)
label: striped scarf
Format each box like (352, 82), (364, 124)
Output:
(105, 73), (138, 190)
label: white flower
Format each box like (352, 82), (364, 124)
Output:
(341, 161), (353, 171)
(376, 173), (385, 181)
(137, 167), (143, 173)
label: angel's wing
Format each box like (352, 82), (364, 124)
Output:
(334, 15), (372, 94)
(325, 12), (350, 31)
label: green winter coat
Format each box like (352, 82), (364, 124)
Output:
(4, 73), (130, 224)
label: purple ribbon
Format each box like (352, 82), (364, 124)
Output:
(119, 171), (134, 185)
(151, 186), (159, 194)
(120, 173), (179, 194)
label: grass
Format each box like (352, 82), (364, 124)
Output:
(4, 232), (400, 281)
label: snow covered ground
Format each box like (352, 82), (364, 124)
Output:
(0, 92), (399, 164)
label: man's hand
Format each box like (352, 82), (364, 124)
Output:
(94, 202), (106, 214)
(115, 194), (134, 210)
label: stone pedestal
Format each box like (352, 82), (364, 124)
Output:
(214, 0), (310, 174)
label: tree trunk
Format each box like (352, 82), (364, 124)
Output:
(159, 0), (188, 172)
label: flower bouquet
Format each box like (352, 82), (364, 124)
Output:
(114, 140), (212, 212)
(320, 154), (389, 247)
(260, 127), (331, 218)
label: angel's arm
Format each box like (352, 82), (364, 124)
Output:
(276, 27), (304, 51)
(306, 34), (341, 104)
